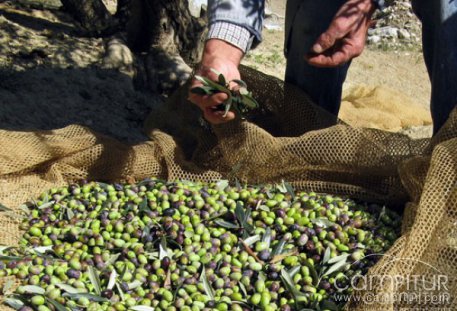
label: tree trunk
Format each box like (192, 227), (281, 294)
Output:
(120, 0), (207, 94)
(123, 0), (206, 62)
(61, 0), (115, 34)
(62, 0), (207, 94)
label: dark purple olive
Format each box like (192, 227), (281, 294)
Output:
(161, 257), (171, 270)
(162, 207), (176, 217)
(276, 209), (286, 218)
(243, 270), (254, 278)
(305, 241), (315, 252)
(101, 289), (113, 299)
(67, 269), (81, 279)
(319, 280), (331, 290)
(268, 271), (279, 281)
(206, 300), (216, 308)
(41, 274), (51, 284)
(258, 250), (271, 261)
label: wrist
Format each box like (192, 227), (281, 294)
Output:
(202, 39), (244, 67)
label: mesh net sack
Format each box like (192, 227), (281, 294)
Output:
(0, 66), (456, 310)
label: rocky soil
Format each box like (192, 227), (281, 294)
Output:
(368, 1), (422, 50)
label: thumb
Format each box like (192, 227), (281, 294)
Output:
(311, 25), (344, 54)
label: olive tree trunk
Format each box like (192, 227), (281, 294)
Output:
(61, 0), (116, 34)
(62, 0), (207, 94)
(114, 0), (207, 93)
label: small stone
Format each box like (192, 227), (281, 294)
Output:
(368, 35), (382, 44)
(398, 29), (411, 39)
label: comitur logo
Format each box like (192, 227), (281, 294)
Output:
(330, 253), (451, 308)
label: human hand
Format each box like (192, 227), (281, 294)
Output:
(189, 39), (243, 124)
(305, 0), (376, 67)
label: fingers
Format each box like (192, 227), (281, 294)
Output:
(310, 28), (343, 55)
(306, 39), (361, 67)
(188, 91), (228, 110)
(203, 108), (236, 124)
(188, 87), (234, 124)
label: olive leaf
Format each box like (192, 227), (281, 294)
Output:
(115, 281), (125, 301)
(261, 227), (272, 248)
(159, 237), (173, 260)
(62, 292), (109, 302)
(311, 218), (335, 228)
(223, 96), (232, 117)
(46, 297), (68, 311)
(327, 253), (350, 265)
(215, 180), (229, 192)
(4, 297), (25, 310)
(243, 234), (260, 247)
(107, 269), (118, 290)
(288, 265), (301, 278)
(323, 247), (332, 265)
(2, 278), (15, 295)
(0, 255), (22, 261)
(275, 181), (288, 193)
(270, 249), (298, 264)
(38, 201), (55, 209)
(33, 245), (54, 254)
(271, 237), (287, 256)
(0, 246), (13, 255)
(239, 282), (248, 298)
(231, 79), (247, 88)
(139, 198), (149, 212)
(280, 269), (309, 303)
(199, 267), (215, 301)
(235, 203), (254, 235)
(18, 285), (45, 295)
(105, 253), (121, 266)
(55, 283), (83, 294)
(378, 205), (387, 221)
(190, 86), (214, 95)
(129, 306), (156, 311)
(235, 202), (246, 226)
(66, 207), (75, 221)
(322, 258), (349, 278)
(214, 219), (239, 229)
(88, 266), (102, 295)
(240, 94), (258, 109)
(283, 181), (296, 200)
(234, 178), (242, 189)
(0, 203), (12, 211)
(18, 204), (31, 215)
(128, 280), (143, 290)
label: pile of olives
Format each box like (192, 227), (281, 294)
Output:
(0, 179), (401, 311)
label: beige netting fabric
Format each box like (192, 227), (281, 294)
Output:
(1, 66), (456, 310)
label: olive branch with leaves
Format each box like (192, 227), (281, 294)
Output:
(190, 68), (259, 118)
